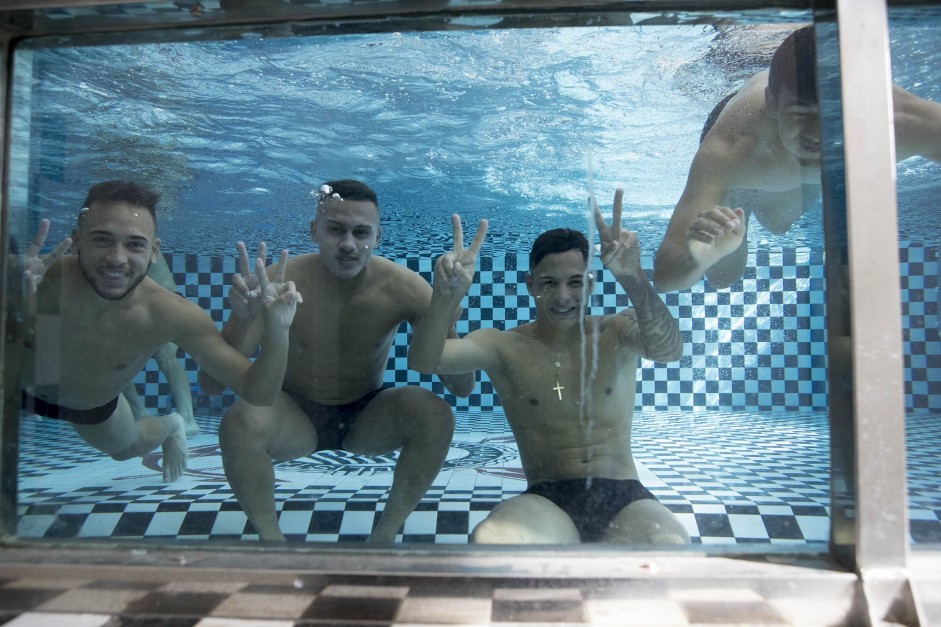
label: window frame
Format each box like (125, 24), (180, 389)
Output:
(0, 1), (931, 622)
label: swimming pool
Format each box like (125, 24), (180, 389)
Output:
(9, 14), (941, 546)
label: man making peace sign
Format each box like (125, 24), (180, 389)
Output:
(410, 189), (689, 544)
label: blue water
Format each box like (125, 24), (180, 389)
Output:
(15, 19), (941, 257)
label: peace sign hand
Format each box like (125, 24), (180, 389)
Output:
(592, 188), (641, 278)
(24, 219), (72, 294)
(229, 242), (271, 319)
(254, 249), (302, 332)
(433, 214), (488, 301)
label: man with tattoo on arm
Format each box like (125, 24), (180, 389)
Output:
(410, 190), (689, 544)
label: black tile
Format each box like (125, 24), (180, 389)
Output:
(695, 513), (734, 537)
(0, 588), (64, 611)
(435, 510), (469, 534)
(124, 591), (227, 616)
(762, 515), (804, 540)
(303, 595), (401, 621)
(308, 511), (343, 534)
(177, 511), (216, 535)
(113, 512), (155, 536)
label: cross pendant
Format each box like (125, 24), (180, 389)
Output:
(553, 380), (564, 400)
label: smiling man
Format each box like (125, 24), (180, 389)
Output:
(201, 179), (474, 543)
(410, 190), (689, 545)
(22, 180), (300, 482)
(653, 25), (941, 291)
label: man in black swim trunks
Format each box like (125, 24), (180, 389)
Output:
(21, 180), (300, 482)
(410, 191), (689, 544)
(200, 179), (475, 543)
(654, 25), (941, 291)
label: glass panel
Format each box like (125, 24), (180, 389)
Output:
(888, 7), (941, 549)
(5, 8), (842, 550)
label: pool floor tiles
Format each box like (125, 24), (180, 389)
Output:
(15, 409), (941, 545)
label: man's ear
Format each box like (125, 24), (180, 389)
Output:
(151, 237), (161, 264)
(765, 86), (778, 117)
(69, 228), (79, 254)
(309, 218), (318, 243)
(525, 272), (535, 296)
(374, 225), (381, 248)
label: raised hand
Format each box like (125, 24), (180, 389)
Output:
(254, 248), (302, 331)
(229, 241), (269, 319)
(686, 205), (746, 267)
(433, 214), (488, 300)
(24, 219), (72, 293)
(592, 188), (641, 277)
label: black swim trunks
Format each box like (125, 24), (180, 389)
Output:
(700, 91), (737, 144)
(22, 391), (118, 426)
(525, 477), (657, 542)
(283, 385), (388, 452)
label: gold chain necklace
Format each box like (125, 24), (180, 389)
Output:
(531, 332), (566, 400)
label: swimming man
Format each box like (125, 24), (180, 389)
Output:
(410, 190), (689, 544)
(22, 180), (300, 481)
(654, 25), (941, 291)
(200, 179), (475, 542)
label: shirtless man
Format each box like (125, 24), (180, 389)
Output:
(201, 179), (474, 542)
(22, 180), (300, 482)
(654, 25), (941, 291)
(410, 190), (689, 544)
(121, 253), (199, 436)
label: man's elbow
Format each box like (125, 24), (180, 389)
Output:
(197, 370), (226, 395)
(407, 351), (437, 375)
(444, 372), (476, 398)
(652, 252), (692, 293)
(239, 387), (278, 407)
(648, 335), (684, 363)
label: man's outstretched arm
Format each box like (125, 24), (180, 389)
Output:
(594, 190), (683, 363)
(653, 139), (746, 292)
(192, 244), (301, 404)
(409, 214), (493, 377)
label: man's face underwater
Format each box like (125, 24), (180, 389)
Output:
(526, 249), (592, 330)
(770, 84), (822, 164)
(76, 201), (158, 300)
(311, 197), (381, 280)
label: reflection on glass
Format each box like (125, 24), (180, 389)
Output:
(9, 14), (909, 547)
(888, 11), (941, 548)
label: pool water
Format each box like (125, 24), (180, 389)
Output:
(10, 17), (941, 545)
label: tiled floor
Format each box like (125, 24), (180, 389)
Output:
(0, 561), (868, 626)
(14, 408), (941, 545)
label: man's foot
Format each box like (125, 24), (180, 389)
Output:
(366, 528), (399, 543)
(161, 413), (189, 482)
(182, 413), (200, 437)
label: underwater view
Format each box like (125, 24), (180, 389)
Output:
(7, 12), (941, 547)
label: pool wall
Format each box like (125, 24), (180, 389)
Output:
(133, 245), (940, 417)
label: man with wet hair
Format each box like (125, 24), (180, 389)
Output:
(410, 190), (689, 544)
(654, 25), (941, 291)
(22, 180), (300, 482)
(201, 178), (475, 543)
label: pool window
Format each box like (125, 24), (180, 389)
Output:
(0, 0), (937, 622)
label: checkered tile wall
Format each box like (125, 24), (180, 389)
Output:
(132, 247), (939, 416)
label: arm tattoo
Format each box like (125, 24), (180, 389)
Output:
(620, 274), (683, 362)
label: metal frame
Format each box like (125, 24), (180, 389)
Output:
(0, 1), (935, 624)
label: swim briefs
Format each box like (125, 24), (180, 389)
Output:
(524, 477), (657, 542)
(700, 91), (737, 144)
(283, 385), (388, 452)
(21, 391), (118, 426)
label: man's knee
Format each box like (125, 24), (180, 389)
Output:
(219, 401), (269, 447)
(410, 387), (455, 427)
(472, 496), (579, 544)
(109, 447), (137, 462)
